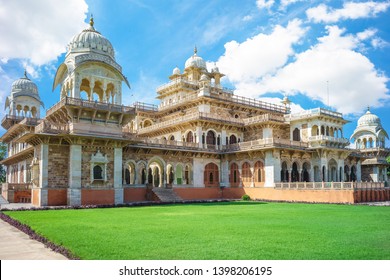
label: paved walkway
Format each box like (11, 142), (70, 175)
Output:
(0, 212), (68, 260)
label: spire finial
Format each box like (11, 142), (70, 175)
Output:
(367, 106), (370, 112)
(89, 14), (94, 27)
(194, 45), (197, 55)
(24, 69), (28, 79)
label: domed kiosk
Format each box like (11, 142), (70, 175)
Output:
(53, 16), (129, 104)
(351, 107), (388, 149)
(350, 107), (389, 182)
(3, 71), (44, 130)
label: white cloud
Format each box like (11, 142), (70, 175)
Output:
(307, 1), (390, 23)
(258, 26), (389, 114)
(217, 19), (307, 97)
(0, 0), (88, 66)
(371, 37), (390, 48)
(242, 15), (254, 21)
(280, 0), (306, 10)
(256, 0), (275, 10)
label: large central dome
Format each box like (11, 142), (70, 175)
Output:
(67, 17), (115, 59)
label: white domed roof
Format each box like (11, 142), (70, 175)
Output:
(11, 72), (39, 96)
(185, 47), (206, 69)
(211, 63), (220, 73)
(172, 66), (180, 75)
(357, 108), (381, 127)
(67, 17), (115, 59)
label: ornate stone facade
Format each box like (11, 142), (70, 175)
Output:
(1, 18), (389, 206)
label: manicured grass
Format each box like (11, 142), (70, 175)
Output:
(4, 202), (390, 260)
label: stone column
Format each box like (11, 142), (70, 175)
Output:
(68, 145), (82, 206)
(221, 130), (227, 146)
(196, 127), (203, 148)
(193, 158), (205, 188)
(264, 150), (277, 187)
(357, 160), (362, 182)
(114, 147), (123, 204)
(39, 144), (49, 206)
(220, 159), (229, 187)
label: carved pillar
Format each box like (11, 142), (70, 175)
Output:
(68, 145), (82, 206)
(114, 147), (123, 204)
(38, 144), (49, 206)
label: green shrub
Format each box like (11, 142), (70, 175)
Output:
(242, 194), (251, 201)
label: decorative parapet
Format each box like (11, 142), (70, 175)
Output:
(137, 112), (244, 134)
(274, 181), (387, 189)
(46, 96), (136, 116)
(308, 135), (350, 148)
(222, 138), (309, 152)
(35, 121), (69, 134)
(286, 108), (344, 121)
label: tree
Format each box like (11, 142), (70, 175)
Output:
(0, 142), (7, 183)
(387, 156), (390, 177)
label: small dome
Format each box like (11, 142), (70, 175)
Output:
(67, 17), (115, 59)
(11, 72), (39, 96)
(357, 108), (381, 127)
(185, 47), (206, 69)
(172, 66), (180, 75)
(211, 64), (220, 73)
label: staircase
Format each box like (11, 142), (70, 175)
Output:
(152, 188), (183, 202)
(0, 195), (9, 205)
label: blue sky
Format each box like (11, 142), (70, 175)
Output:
(0, 0), (389, 144)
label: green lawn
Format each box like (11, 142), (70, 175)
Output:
(4, 202), (390, 260)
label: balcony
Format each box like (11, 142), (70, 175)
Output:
(243, 114), (285, 126)
(286, 108), (344, 121)
(46, 97), (136, 116)
(138, 112), (244, 134)
(222, 138), (309, 152)
(157, 78), (199, 93)
(1, 115), (24, 129)
(308, 135), (350, 148)
(35, 121), (70, 134)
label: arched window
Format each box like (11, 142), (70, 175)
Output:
(242, 162), (252, 187)
(254, 161), (264, 184)
(204, 163), (219, 187)
(93, 165), (103, 180)
(206, 131), (216, 145)
(281, 162), (289, 182)
(291, 162), (299, 182)
(302, 162), (310, 182)
(184, 165), (190, 184)
(350, 166), (357, 182)
(124, 168), (130, 184)
(229, 163), (239, 187)
(293, 128), (300, 141)
(186, 131), (194, 143)
(229, 135), (237, 144)
(344, 165), (350, 182)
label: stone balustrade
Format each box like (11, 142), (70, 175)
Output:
(274, 181), (387, 189)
